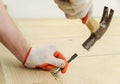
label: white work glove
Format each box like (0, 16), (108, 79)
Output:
(23, 46), (68, 74)
(54, 0), (93, 23)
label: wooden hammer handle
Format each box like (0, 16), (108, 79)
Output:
(86, 17), (99, 33)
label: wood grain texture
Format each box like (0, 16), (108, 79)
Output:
(0, 17), (120, 84)
(0, 61), (6, 84)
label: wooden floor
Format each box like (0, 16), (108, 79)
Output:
(0, 17), (120, 84)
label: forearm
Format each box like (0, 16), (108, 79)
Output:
(0, 0), (31, 63)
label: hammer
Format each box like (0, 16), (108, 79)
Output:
(82, 6), (114, 50)
(60, 0), (114, 50)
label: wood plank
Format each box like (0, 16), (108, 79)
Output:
(0, 61), (6, 84)
(53, 54), (120, 84)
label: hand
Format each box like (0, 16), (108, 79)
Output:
(54, 0), (93, 23)
(23, 46), (68, 74)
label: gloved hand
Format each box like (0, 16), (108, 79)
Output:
(23, 46), (68, 74)
(54, 0), (93, 24)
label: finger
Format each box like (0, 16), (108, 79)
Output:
(54, 0), (71, 9)
(35, 64), (48, 70)
(54, 51), (66, 60)
(46, 51), (65, 68)
(52, 51), (67, 68)
(61, 61), (68, 73)
(49, 57), (65, 68)
(35, 64), (55, 71)
(86, 6), (93, 23)
(54, 51), (68, 74)
(45, 64), (55, 70)
(53, 51), (69, 73)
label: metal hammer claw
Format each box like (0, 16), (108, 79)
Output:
(82, 6), (114, 50)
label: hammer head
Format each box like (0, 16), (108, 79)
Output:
(82, 6), (114, 50)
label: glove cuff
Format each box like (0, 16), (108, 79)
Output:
(82, 13), (88, 24)
(23, 47), (32, 65)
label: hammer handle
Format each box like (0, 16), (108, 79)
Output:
(86, 17), (99, 33)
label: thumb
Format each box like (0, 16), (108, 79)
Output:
(53, 51), (68, 73)
(50, 57), (65, 68)
(48, 51), (68, 73)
